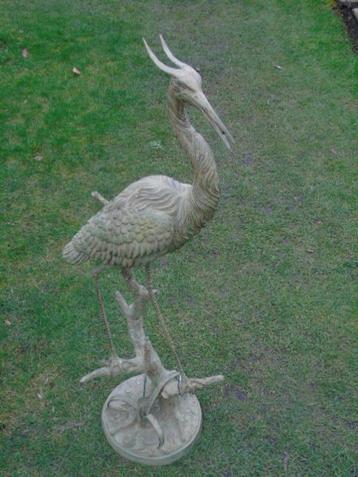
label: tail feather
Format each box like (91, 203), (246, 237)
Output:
(62, 241), (88, 265)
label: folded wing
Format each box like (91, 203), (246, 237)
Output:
(63, 206), (174, 268)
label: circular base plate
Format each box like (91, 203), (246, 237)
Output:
(102, 374), (202, 465)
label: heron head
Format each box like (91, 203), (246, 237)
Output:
(143, 35), (234, 150)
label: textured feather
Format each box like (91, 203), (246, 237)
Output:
(63, 200), (175, 268)
(62, 241), (88, 264)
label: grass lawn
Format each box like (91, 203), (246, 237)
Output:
(1, 1), (357, 475)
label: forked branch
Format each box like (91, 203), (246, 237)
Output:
(80, 279), (224, 399)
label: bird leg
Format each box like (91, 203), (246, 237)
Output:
(145, 264), (153, 294)
(92, 267), (118, 360)
(144, 264), (159, 297)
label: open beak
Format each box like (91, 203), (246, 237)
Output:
(193, 92), (234, 150)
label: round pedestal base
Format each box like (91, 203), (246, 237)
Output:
(102, 374), (202, 465)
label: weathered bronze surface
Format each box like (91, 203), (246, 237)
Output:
(63, 36), (231, 465)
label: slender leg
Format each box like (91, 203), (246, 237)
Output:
(145, 264), (159, 297)
(145, 264), (185, 377)
(92, 266), (118, 359)
(145, 264), (152, 294)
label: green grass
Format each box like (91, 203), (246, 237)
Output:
(1, 1), (357, 475)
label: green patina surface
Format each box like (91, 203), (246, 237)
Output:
(1, 1), (357, 475)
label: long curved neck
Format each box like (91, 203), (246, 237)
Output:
(167, 82), (219, 230)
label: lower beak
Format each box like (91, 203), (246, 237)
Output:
(194, 92), (234, 150)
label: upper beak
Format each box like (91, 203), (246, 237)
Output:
(193, 92), (234, 150)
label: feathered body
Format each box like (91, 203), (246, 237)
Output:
(63, 38), (232, 270)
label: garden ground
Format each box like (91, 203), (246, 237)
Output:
(1, 1), (357, 476)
